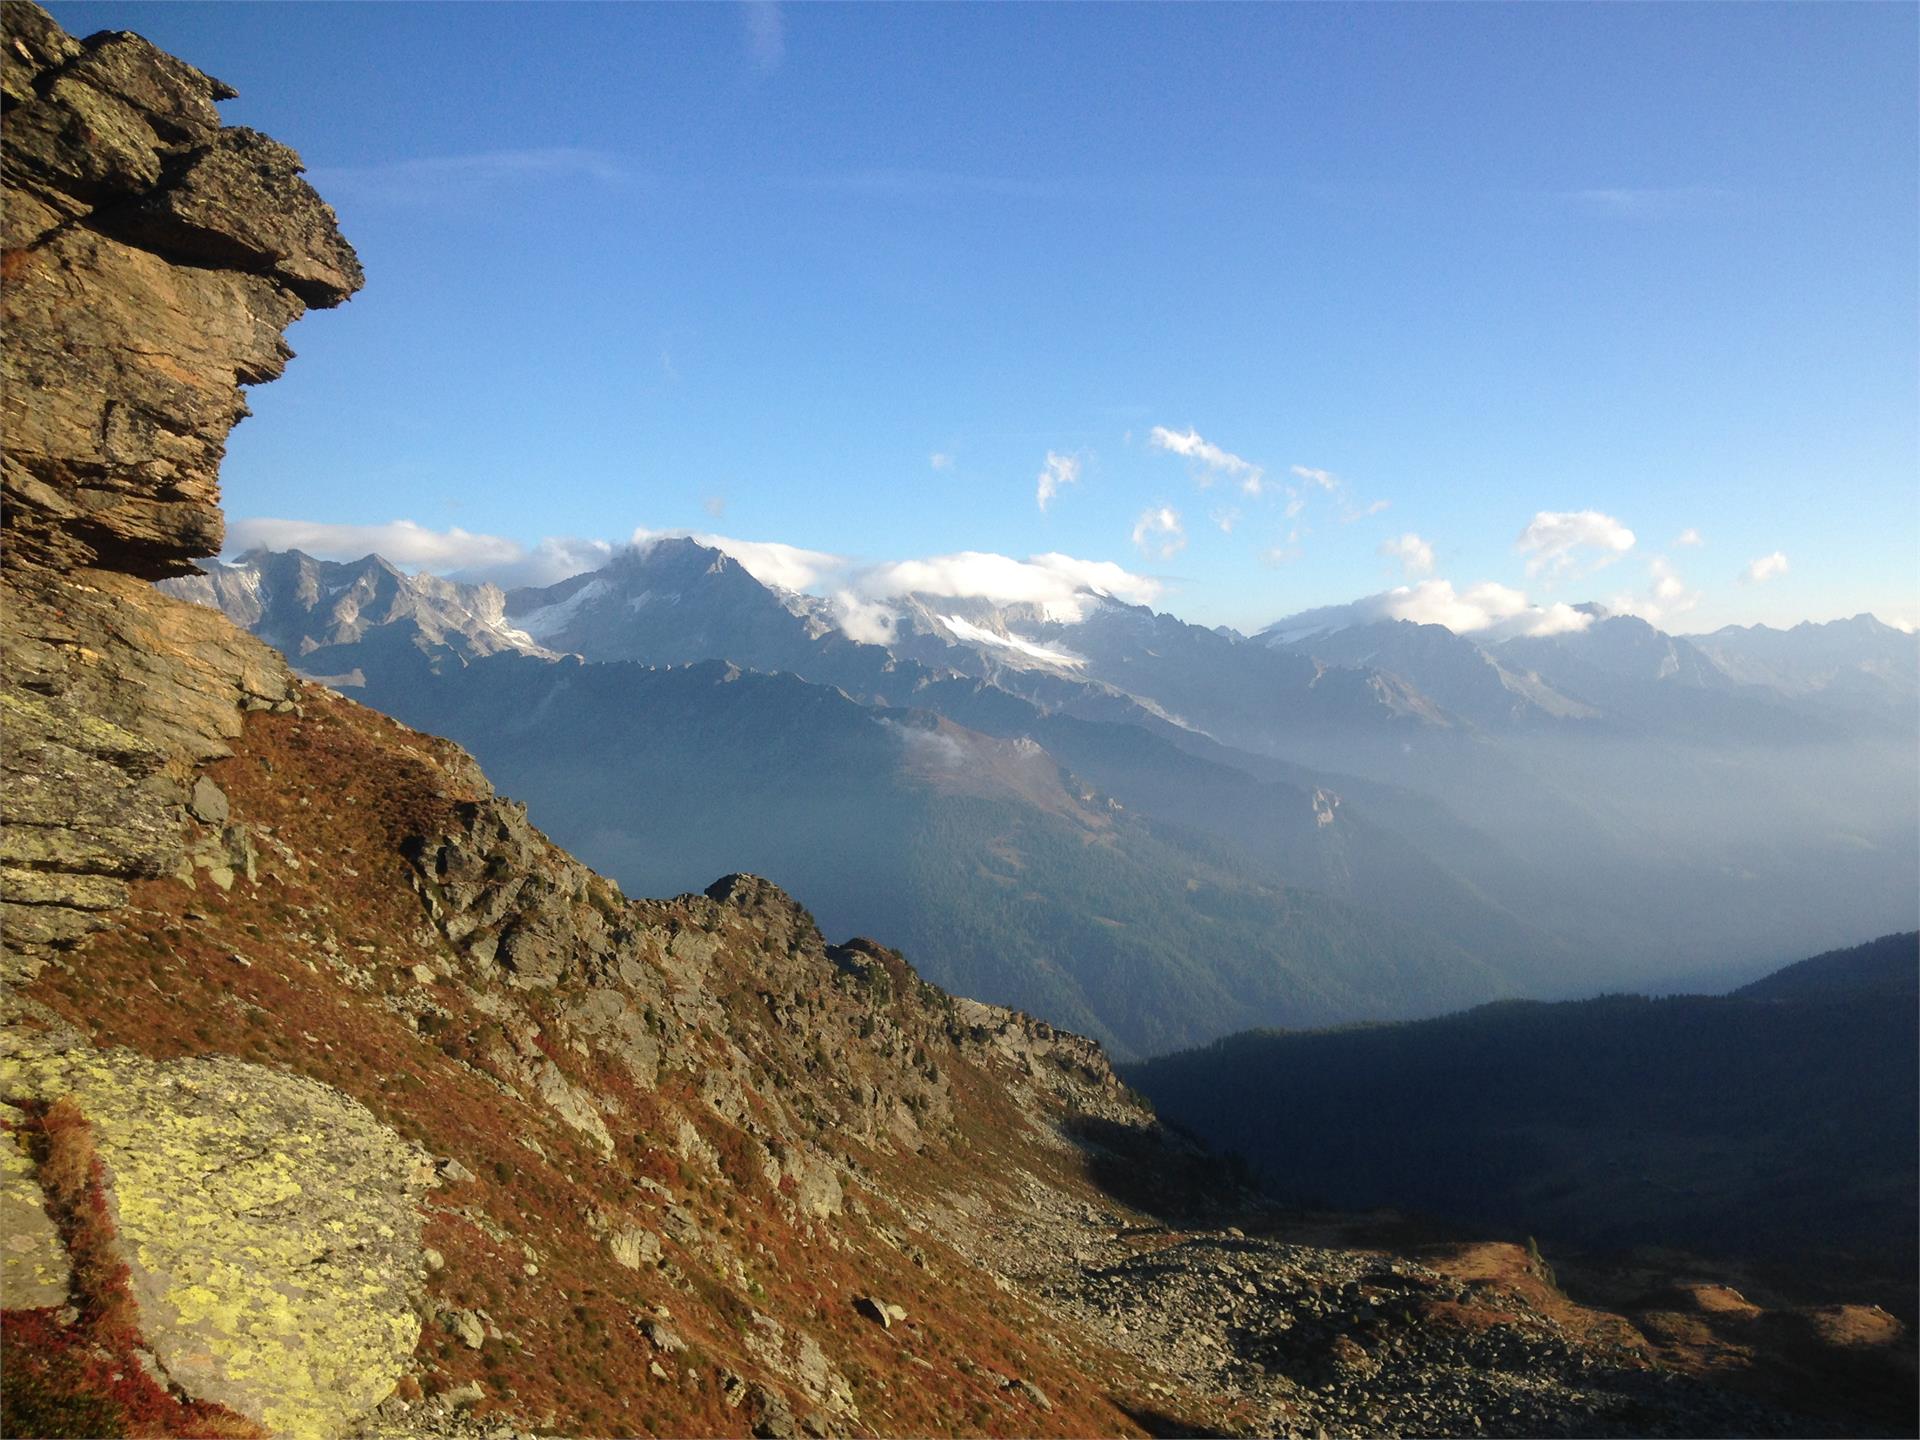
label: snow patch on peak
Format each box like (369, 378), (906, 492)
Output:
(937, 614), (1087, 669)
(514, 578), (611, 641)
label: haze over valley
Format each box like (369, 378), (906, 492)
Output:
(7, 2), (1916, 1436)
(169, 539), (1919, 1056)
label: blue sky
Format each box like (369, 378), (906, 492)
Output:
(54, 1), (1919, 632)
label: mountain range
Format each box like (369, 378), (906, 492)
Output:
(166, 541), (1918, 1053)
(10, 11), (1914, 1436)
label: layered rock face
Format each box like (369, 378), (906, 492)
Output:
(0, 7), (431, 1433)
(1, 0), (358, 960)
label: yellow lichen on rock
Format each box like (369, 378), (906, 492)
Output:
(0, 1098), (74, 1308)
(2, 1041), (428, 1438)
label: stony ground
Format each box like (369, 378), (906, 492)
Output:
(935, 1148), (1904, 1439)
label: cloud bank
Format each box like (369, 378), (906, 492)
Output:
(856, 550), (1162, 621)
(1608, 554), (1701, 626)
(629, 527), (841, 593)
(1272, 580), (1592, 642)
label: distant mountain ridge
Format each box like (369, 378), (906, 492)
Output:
(164, 548), (551, 679)
(168, 542), (1919, 1014)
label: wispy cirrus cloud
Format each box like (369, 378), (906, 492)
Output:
(742, 0), (785, 72)
(1288, 464), (1388, 524)
(305, 147), (632, 207)
(1036, 451), (1081, 512)
(1563, 185), (1737, 218)
(1149, 426), (1265, 496)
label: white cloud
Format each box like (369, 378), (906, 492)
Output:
(702, 494), (728, 518)
(929, 452), (954, 472)
(471, 536), (622, 589)
(1379, 532), (1436, 578)
(743, 0), (785, 72)
(1131, 506), (1187, 559)
(828, 589), (897, 645)
(1287, 464), (1388, 524)
(1609, 555), (1701, 626)
(1270, 580), (1593, 641)
(630, 527), (843, 593)
(1209, 506), (1242, 534)
(855, 550), (1163, 622)
(1650, 556), (1689, 603)
(1150, 426), (1264, 495)
(1036, 451), (1081, 512)
(1341, 498), (1390, 523)
(1675, 527), (1704, 548)
(230, 514), (1166, 631)
(1023, 552), (1164, 607)
(1741, 551), (1789, 585)
(1515, 509), (1637, 579)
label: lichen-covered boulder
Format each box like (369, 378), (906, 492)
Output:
(0, 1100), (72, 1308)
(2, 1041), (430, 1438)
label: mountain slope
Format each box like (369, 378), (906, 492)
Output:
(1690, 615), (1919, 719)
(1260, 617), (1597, 729)
(353, 651), (1511, 1059)
(181, 546), (1581, 1034)
(1128, 936), (1920, 1322)
(1734, 932), (1918, 1003)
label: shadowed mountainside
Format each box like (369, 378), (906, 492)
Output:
(1128, 934), (1920, 1323)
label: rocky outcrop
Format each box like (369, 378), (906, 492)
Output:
(0, 8), (430, 1433)
(0, 0), (358, 965)
(2, 0), (359, 578)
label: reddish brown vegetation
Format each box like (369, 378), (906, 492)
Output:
(23, 691), (1159, 1437)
